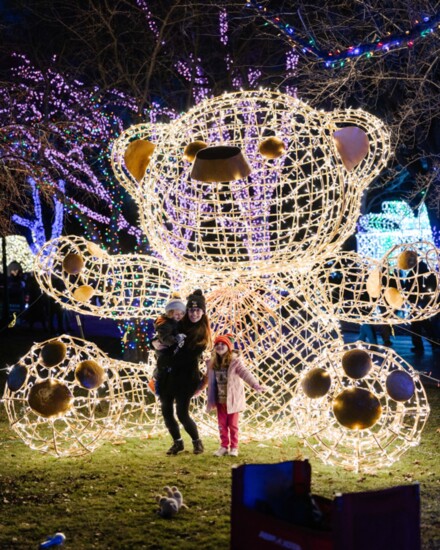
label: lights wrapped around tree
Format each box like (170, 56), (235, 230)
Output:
(0, 235), (35, 273)
(303, 241), (440, 324)
(2, 336), (125, 457)
(291, 342), (430, 473)
(35, 235), (172, 319)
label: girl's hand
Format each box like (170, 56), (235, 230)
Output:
(255, 384), (270, 393)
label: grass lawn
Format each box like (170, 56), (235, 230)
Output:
(0, 383), (439, 549)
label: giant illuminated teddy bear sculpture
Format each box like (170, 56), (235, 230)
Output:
(5, 90), (437, 470)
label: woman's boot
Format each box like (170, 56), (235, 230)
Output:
(166, 439), (184, 455)
(192, 439), (204, 454)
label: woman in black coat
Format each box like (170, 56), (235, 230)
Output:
(156, 289), (212, 455)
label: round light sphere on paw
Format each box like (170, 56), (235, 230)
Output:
(41, 341), (67, 367)
(7, 364), (28, 392)
(62, 253), (84, 275)
(301, 368), (331, 398)
(386, 370), (415, 402)
(28, 379), (73, 418)
(341, 349), (372, 379)
(183, 140), (208, 162)
(384, 287), (404, 309)
(258, 136), (286, 159)
(366, 268), (381, 299)
(397, 250), (418, 271)
(73, 285), (95, 302)
(333, 387), (382, 430)
(75, 360), (105, 390)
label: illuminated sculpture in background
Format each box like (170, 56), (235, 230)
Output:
(0, 235), (35, 274)
(356, 200), (434, 260)
(14, 90), (439, 470)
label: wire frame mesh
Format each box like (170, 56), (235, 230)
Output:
(35, 236), (172, 320)
(303, 242), (440, 324)
(115, 358), (165, 438)
(191, 277), (343, 438)
(112, 90), (391, 277)
(2, 336), (125, 457)
(291, 341), (430, 473)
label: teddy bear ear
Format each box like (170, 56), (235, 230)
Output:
(333, 126), (369, 171)
(327, 108), (391, 185)
(124, 139), (155, 181)
(111, 121), (170, 199)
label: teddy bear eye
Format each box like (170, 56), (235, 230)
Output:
(183, 140), (208, 162)
(258, 136), (286, 159)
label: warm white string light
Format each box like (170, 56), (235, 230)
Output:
(112, 90), (391, 278)
(35, 235), (172, 319)
(2, 335), (125, 457)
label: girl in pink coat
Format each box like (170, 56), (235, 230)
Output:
(206, 333), (268, 457)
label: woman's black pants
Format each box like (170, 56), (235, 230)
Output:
(160, 391), (199, 441)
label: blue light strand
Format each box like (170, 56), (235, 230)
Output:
(246, 1), (440, 68)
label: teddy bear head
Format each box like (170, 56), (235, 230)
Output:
(112, 90), (390, 278)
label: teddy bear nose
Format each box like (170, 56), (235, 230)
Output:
(190, 145), (251, 182)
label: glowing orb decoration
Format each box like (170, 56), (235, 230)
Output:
(304, 241), (440, 323)
(341, 349), (372, 379)
(301, 368), (332, 398)
(2, 336), (125, 457)
(7, 365), (28, 392)
(62, 253), (84, 274)
(28, 379), (73, 418)
(332, 388), (382, 430)
(35, 236), (172, 319)
(112, 89), (391, 277)
(258, 136), (286, 159)
(41, 341), (67, 368)
(386, 370), (416, 402)
(397, 250), (418, 271)
(75, 360), (106, 390)
(292, 342), (430, 472)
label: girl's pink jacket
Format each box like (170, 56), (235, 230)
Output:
(206, 353), (261, 414)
